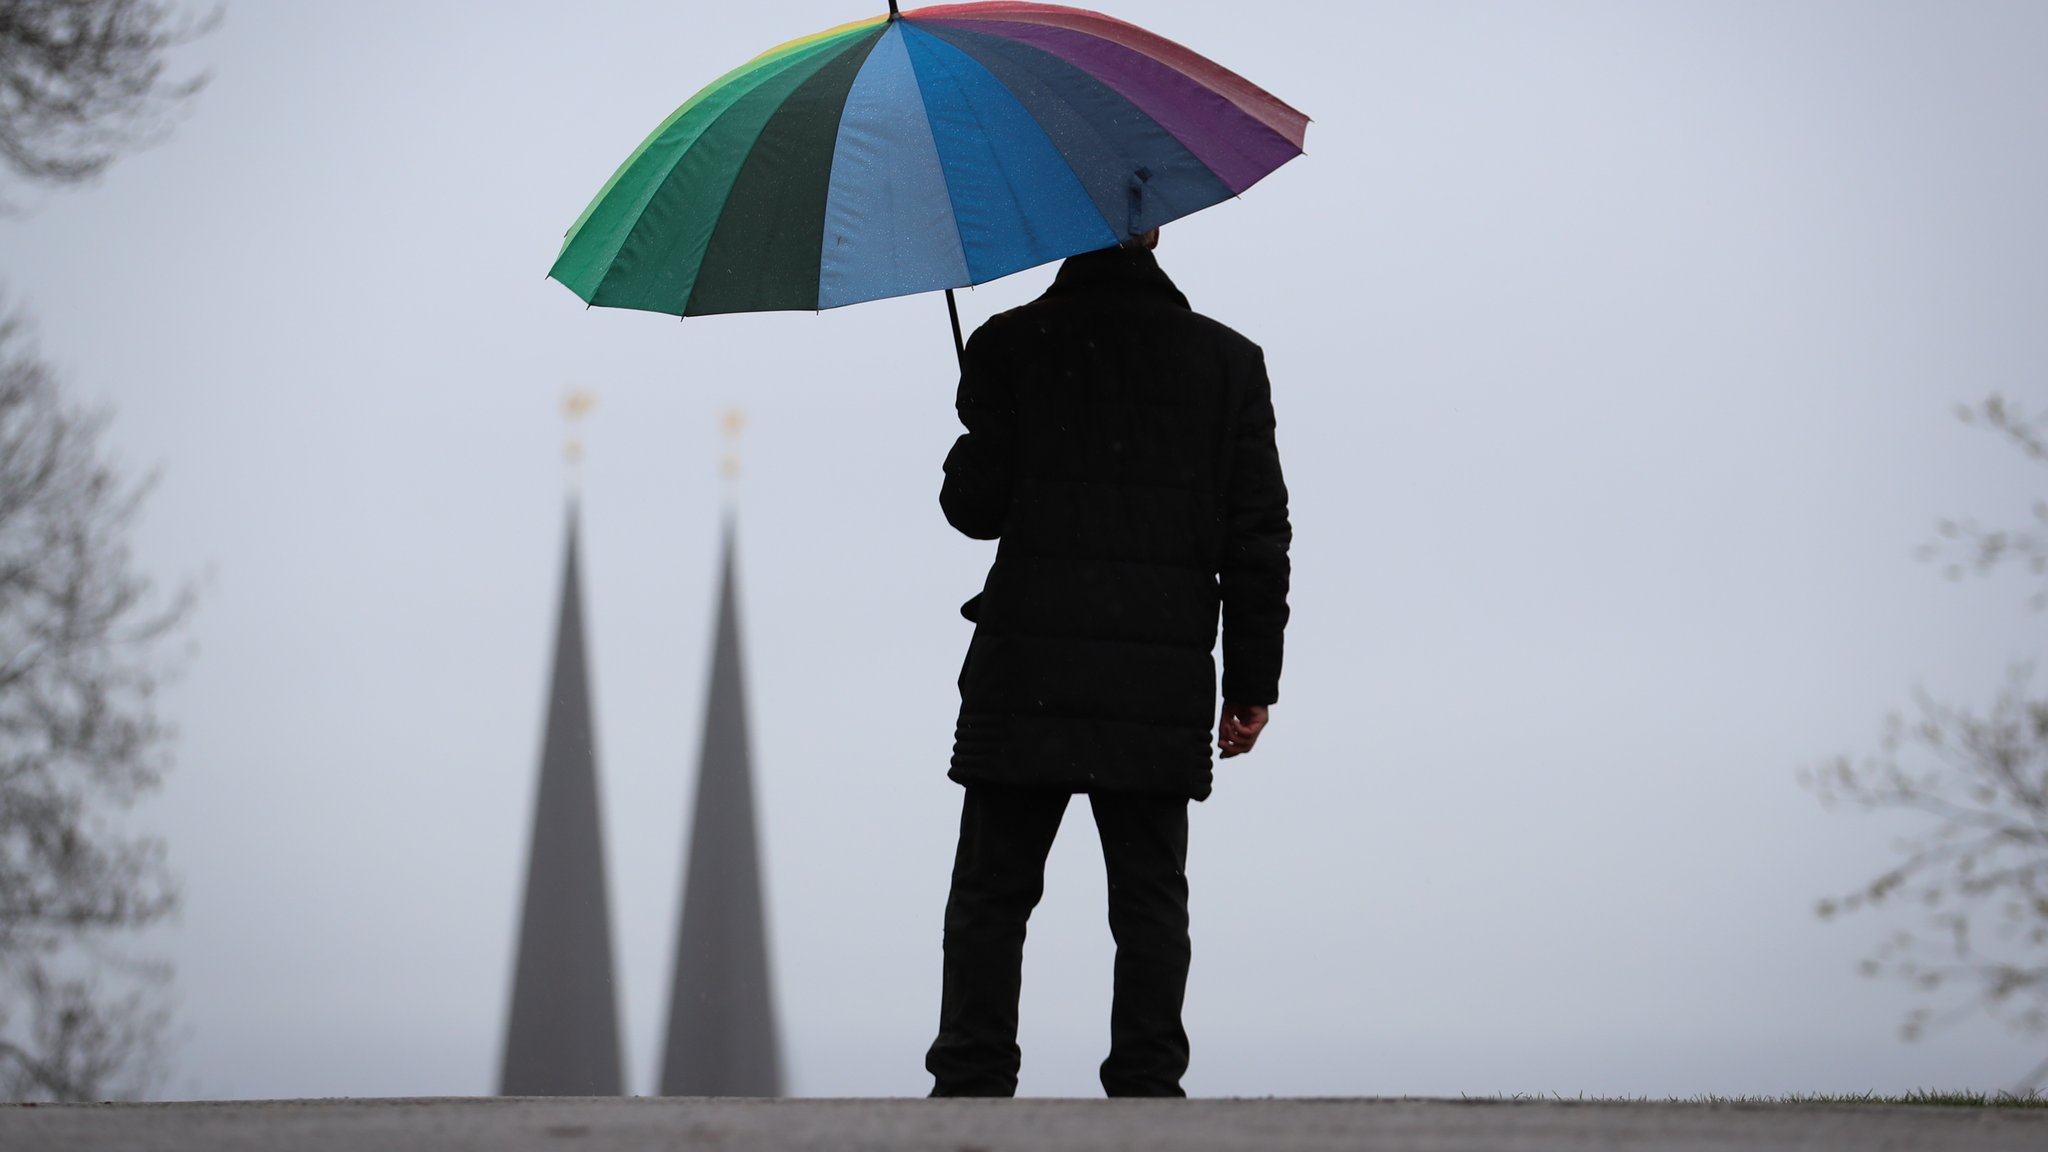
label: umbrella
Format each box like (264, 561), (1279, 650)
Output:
(548, 1), (1308, 359)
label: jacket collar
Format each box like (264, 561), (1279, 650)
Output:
(1044, 245), (1192, 311)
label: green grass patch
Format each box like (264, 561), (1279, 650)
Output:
(1463, 1091), (2047, 1109)
(1726, 1091), (2046, 1109)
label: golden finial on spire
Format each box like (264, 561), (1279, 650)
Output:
(564, 388), (599, 471)
(720, 406), (746, 481)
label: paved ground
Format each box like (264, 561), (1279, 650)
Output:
(4, 1096), (2047, 1151)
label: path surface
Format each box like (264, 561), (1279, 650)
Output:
(5, 1096), (2046, 1151)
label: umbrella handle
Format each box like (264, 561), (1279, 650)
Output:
(946, 288), (965, 371)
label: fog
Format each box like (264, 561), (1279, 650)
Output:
(0, 0), (2042, 1098)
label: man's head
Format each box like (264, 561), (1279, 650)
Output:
(1121, 227), (1161, 252)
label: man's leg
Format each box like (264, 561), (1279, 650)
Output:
(1088, 790), (1191, 1098)
(925, 783), (1071, 1097)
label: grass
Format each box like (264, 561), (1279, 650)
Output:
(1463, 1090), (2048, 1109)
(1720, 1091), (2048, 1109)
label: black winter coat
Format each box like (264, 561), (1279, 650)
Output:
(941, 245), (1291, 801)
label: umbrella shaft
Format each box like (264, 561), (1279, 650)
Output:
(946, 289), (965, 370)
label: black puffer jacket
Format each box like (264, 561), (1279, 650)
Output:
(941, 245), (1291, 801)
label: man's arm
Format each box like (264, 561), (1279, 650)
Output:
(1219, 352), (1292, 711)
(939, 325), (1016, 540)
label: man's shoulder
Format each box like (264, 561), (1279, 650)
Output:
(1154, 306), (1269, 373)
(980, 295), (1265, 358)
(975, 300), (1041, 336)
(1184, 309), (1264, 360)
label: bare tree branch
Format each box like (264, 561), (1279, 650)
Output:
(1920, 395), (2048, 609)
(0, 0), (217, 200)
(1806, 667), (2048, 1087)
(0, 958), (170, 1101)
(0, 298), (189, 1100)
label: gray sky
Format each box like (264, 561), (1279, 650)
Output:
(1, 0), (2044, 1099)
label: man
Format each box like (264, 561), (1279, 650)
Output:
(927, 229), (1292, 1098)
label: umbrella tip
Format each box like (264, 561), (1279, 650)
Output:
(888, 0), (900, 18)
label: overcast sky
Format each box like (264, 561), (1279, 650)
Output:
(2, 0), (2045, 1100)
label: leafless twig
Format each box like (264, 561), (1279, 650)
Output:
(0, 299), (190, 1101)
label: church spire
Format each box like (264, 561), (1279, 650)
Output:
(659, 518), (783, 1096)
(500, 505), (625, 1096)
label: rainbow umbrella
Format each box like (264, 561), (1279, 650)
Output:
(549, 1), (1308, 356)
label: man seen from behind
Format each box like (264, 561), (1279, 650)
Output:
(927, 228), (1292, 1097)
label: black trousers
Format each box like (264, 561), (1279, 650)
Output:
(925, 784), (1191, 1098)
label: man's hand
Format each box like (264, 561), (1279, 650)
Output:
(1218, 702), (1269, 759)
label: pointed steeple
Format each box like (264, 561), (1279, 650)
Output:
(500, 506), (625, 1096)
(660, 521), (783, 1096)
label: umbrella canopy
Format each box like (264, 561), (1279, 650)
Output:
(548, 1), (1308, 319)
